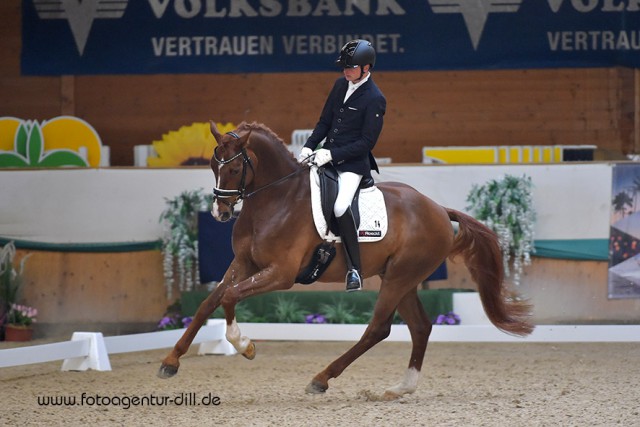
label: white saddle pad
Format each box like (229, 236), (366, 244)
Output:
(309, 167), (388, 242)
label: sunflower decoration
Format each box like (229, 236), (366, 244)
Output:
(147, 122), (236, 167)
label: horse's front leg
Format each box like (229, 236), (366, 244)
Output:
(157, 260), (251, 379)
(221, 299), (256, 360)
(220, 264), (295, 360)
(157, 281), (228, 378)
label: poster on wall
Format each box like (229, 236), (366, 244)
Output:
(21, 0), (640, 76)
(0, 116), (105, 168)
(608, 163), (640, 299)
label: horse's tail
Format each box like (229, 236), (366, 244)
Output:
(446, 208), (534, 337)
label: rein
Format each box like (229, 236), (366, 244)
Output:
(212, 131), (306, 206)
(244, 167), (306, 198)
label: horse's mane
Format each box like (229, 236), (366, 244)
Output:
(236, 121), (298, 163)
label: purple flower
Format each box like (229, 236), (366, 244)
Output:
(181, 316), (193, 328)
(157, 316), (175, 329)
(435, 312), (460, 325)
(305, 314), (327, 324)
(8, 303), (37, 326)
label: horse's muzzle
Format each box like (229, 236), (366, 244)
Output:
(211, 207), (233, 223)
(217, 211), (233, 223)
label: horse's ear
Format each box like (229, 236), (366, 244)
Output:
(210, 120), (222, 144)
(239, 130), (251, 148)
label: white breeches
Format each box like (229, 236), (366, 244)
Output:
(334, 171), (363, 217)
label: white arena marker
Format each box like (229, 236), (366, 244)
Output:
(198, 319), (237, 356)
(61, 332), (111, 371)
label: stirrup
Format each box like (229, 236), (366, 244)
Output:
(345, 269), (362, 292)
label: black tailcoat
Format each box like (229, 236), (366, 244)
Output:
(305, 76), (386, 178)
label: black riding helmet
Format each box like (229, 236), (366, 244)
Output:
(335, 39), (376, 69)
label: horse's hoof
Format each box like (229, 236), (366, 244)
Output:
(305, 380), (328, 394)
(157, 364), (178, 379)
(242, 342), (256, 360)
(382, 390), (401, 401)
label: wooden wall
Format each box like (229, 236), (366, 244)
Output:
(16, 250), (174, 336)
(2, 1), (637, 166)
(17, 247), (640, 334)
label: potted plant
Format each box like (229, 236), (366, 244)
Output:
(466, 174), (536, 286)
(1, 240), (34, 341)
(159, 189), (213, 299)
(5, 303), (37, 341)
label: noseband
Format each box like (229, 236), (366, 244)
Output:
(211, 132), (254, 208)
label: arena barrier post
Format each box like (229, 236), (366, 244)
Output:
(198, 319), (237, 356)
(61, 332), (112, 372)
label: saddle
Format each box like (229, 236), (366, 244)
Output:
(295, 165), (384, 285)
(317, 165), (374, 236)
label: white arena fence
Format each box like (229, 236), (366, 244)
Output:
(0, 319), (234, 372)
(1, 318), (639, 372)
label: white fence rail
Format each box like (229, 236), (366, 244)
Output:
(0, 319), (233, 371)
(235, 323), (640, 343)
(0, 339), (91, 367)
(2, 320), (639, 372)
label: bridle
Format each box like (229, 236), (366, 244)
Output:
(211, 132), (254, 209)
(211, 131), (306, 210)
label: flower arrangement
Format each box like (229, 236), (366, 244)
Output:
(466, 174), (536, 286)
(435, 312), (460, 325)
(7, 303), (37, 327)
(157, 314), (193, 331)
(160, 304), (444, 327)
(172, 292), (460, 326)
(305, 314), (327, 324)
(1, 241), (32, 328)
(159, 189), (213, 299)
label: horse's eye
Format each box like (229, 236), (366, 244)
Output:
(230, 168), (240, 176)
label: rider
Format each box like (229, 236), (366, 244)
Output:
(298, 39), (386, 292)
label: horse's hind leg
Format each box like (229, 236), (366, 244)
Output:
(305, 285), (402, 394)
(383, 288), (432, 400)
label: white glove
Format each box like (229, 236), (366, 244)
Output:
(314, 148), (332, 166)
(298, 147), (313, 163)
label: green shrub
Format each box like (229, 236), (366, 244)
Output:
(269, 296), (306, 323)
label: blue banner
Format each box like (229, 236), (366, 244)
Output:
(21, 0), (640, 75)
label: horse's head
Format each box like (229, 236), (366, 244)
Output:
(209, 121), (256, 222)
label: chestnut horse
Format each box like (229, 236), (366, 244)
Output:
(158, 121), (533, 399)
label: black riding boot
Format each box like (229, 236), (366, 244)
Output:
(337, 207), (362, 292)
